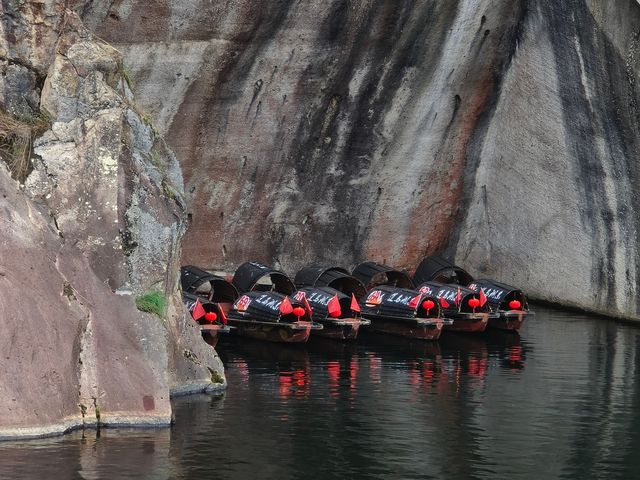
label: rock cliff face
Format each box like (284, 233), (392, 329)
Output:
(85, 0), (640, 319)
(0, 2), (223, 439)
(2, 0), (640, 437)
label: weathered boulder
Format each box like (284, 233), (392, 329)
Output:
(87, 0), (640, 319)
(0, 4), (223, 439)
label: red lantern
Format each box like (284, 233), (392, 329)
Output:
(204, 312), (217, 322)
(509, 300), (521, 310)
(468, 298), (480, 308)
(293, 307), (306, 318)
(422, 300), (435, 311)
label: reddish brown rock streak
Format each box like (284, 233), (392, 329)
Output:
(90, 0), (640, 320)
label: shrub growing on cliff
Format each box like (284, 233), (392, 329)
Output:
(135, 291), (167, 318)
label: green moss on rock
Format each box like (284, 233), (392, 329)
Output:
(135, 291), (167, 318)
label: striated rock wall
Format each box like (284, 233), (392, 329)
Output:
(453, 1), (640, 318)
(0, 2), (223, 439)
(86, 0), (640, 320)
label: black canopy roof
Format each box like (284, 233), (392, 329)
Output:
(352, 262), (414, 289)
(181, 265), (239, 302)
(412, 255), (475, 286)
(182, 291), (214, 308)
(232, 261), (296, 295)
(294, 265), (367, 299)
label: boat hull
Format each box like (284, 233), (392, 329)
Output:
(488, 311), (534, 331)
(364, 316), (445, 340)
(228, 320), (313, 343)
(313, 318), (367, 341)
(444, 313), (490, 333)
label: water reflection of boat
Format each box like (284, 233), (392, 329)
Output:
(219, 336), (310, 364)
(439, 330), (528, 373)
(360, 330), (443, 358)
(484, 330), (528, 371)
(438, 331), (489, 354)
(305, 336), (359, 359)
(219, 337), (312, 400)
(359, 332), (444, 391)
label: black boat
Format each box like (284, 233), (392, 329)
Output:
(182, 291), (233, 347)
(180, 265), (239, 345)
(413, 255), (534, 331)
(467, 279), (534, 330)
(227, 262), (322, 343)
(360, 284), (447, 340)
(415, 282), (491, 333)
(293, 286), (369, 340)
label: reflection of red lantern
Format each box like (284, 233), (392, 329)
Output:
(204, 312), (217, 322)
(509, 300), (522, 310)
(509, 346), (523, 362)
(468, 298), (480, 308)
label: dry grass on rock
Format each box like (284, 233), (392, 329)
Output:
(0, 109), (49, 183)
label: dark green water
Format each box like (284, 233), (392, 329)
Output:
(2, 305), (640, 479)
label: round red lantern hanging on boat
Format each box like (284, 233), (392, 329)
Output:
(509, 300), (521, 310)
(468, 298), (480, 308)
(422, 300), (435, 311)
(293, 307), (306, 318)
(204, 312), (217, 322)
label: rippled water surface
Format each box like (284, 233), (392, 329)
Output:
(2, 306), (640, 479)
